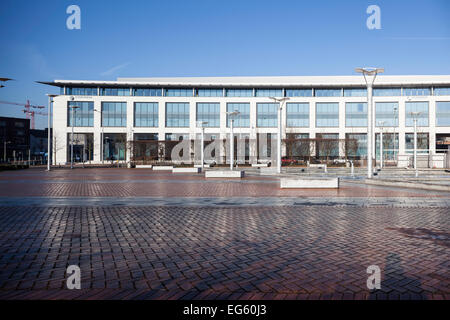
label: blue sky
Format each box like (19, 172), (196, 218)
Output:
(1, 0), (449, 129)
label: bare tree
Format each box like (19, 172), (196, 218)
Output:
(52, 133), (65, 165)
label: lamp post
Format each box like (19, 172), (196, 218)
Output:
(227, 111), (240, 171)
(355, 67), (384, 178)
(4, 141), (10, 162)
(197, 121), (208, 169)
(410, 111), (421, 178)
(268, 96), (290, 174)
(69, 105), (80, 169)
(378, 121), (386, 169)
(94, 109), (104, 164)
(46, 94), (58, 171)
(393, 106), (398, 165)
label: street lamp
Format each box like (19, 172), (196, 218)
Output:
(393, 106), (398, 165)
(378, 121), (386, 169)
(197, 121), (208, 169)
(226, 111), (240, 171)
(69, 104), (80, 169)
(46, 94), (58, 171)
(410, 111), (421, 178)
(94, 109), (104, 164)
(355, 67), (384, 178)
(268, 96), (290, 174)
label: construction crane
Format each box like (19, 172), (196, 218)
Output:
(23, 110), (48, 130)
(0, 100), (46, 129)
(0, 78), (13, 88)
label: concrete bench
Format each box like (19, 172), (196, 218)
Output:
(251, 163), (269, 167)
(135, 165), (153, 169)
(205, 170), (245, 178)
(194, 164), (211, 168)
(152, 166), (174, 171)
(172, 167), (202, 173)
(308, 164), (327, 169)
(280, 178), (339, 189)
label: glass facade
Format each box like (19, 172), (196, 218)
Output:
(255, 89), (283, 97)
(196, 89), (223, 97)
(405, 133), (429, 153)
(405, 102), (429, 127)
(103, 133), (126, 160)
(316, 133), (339, 158)
(196, 103), (220, 127)
(345, 102), (367, 127)
(436, 101), (450, 126)
(344, 88), (367, 97)
(134, 102), (158, 127)
(257, 103), (278, 128)
(286, 103), (309, 127)
(314, 89), (341, 97)
(375, 133), (399, 160)
(403, 87), (431, 96)
(285, 89), (312, 97)
(67, 101), (94, 127)
(346, 133), (367, 158)
(226, 103), (250, 127)
(373, 88), (401, 96)
(316, 103), (339, 127)
(226, 89), (253, 97)
(166, 103), (190, 127)
(101, 88), (130, 96)
(133, 88), (162, 96)
(375, 102), (399, 127)
(165, 89), (193, 97)
(66, 87), (97, 96)
(102, 102), (127, 127)
(434, 87), (450, 96)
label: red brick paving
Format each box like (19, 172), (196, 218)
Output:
(0, 168), (446, 198)
(0, 205), (448, 300)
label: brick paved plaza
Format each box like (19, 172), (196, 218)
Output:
(0, 168), (448, 300)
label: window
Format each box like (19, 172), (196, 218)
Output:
(285, 89), (312, 97)
(16, 130), (24, 136)
(226, 103), (250, 127)
(165, 89), (193, 97)
(316, 103), (339, 127)
(101, 102), (127, 127)
(314, 89), (341, 97)
(373, 88), (401, 96)
(316, 133), (339, 158)
(66, 87), (97, 96)
(101, 88), (130, 96)
(257, 103), (278, 127)
(405, 133), (429, 153)
(226, 89), (253, 97)
(103, 133), (126, 160)
(133, 88), (162, 96)
(375, 133), (399, 160)
(196, 103), (220, 127)
(68, 101), (94, 127)
(196, 89), (223, 97)
(434, 87), (450, 96)
(286, 103), (309, 127)
(346, 133), (367, 158)
(134, 102), (158, 127)
(344, 88), (367, 97)
(60, 87), (65, 95)
(405, 102), (429, 127)
(255, 89), (283, 97)
(375, 102), (399, 127)
(403, 87), (431, 96)
(14, 122), (24, 128)
(346, 103), (367, 127)
(436, 102), (450, 126)
(166, 103), (190, 127)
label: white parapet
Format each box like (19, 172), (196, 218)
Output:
(152, 166), (174, 171)
(280, 178), (339, 189)
(205, 170), (245, 178)
(135, 165), (153, 169)
(172, 167), (202, 173)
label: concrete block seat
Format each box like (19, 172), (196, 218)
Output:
(280, 177), (339, 189)
(135, 165), (153, 169)
(152, 165), (174, 171)
(172, 167), (202, 173)
(205, 170), (245, 178)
